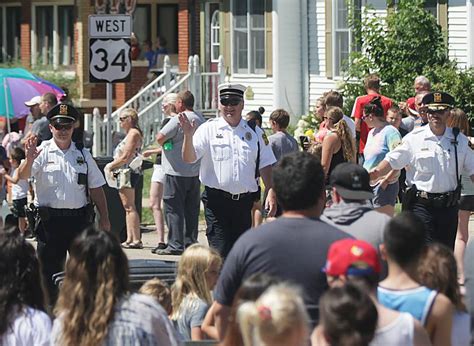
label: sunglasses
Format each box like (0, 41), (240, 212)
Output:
(119, 116), (129, 121)
(53, 123), (73, 131)
(426, 109), (446, 115)
(220, 98), (241, 107)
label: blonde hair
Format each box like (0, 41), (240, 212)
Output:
(237, 284), (309, 346)
(54, 228), (129, 346)
(120, 108), (143, 136)
(139, 278), (172, 314)
(171, 244), (222, 320)
(163, 93), (178, 114)
(326, 107), (356, 163)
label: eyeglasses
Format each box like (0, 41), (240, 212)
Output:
(220, 98), (241, 106)
(426, 109), (446, 115)
(52, 123), (73, 131)
(119, 116), (129, 121)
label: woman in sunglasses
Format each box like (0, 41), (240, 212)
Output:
(106, 108), (144, 249)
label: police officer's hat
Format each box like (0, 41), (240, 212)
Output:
(422, 92), (455, 111)
(47, 103), (80, 124)
(218, 83), (246, 99)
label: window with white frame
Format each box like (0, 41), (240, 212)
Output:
(232, 0), (265, 74)
(211, 10), (220, 62)
(333, 0), (360, 77)
(0, 5), (21, 63)
(34, 4), (74, 67)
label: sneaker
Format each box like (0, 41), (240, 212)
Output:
(151, 243), (167, 254)
(155, 247), (183, 256)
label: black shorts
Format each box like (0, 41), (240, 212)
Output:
(459, 195), (474, 211)
(12, 198), (27, 218)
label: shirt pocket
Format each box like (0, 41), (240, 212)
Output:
(43, 164), (61, 186)
(210, 139), (231, 161)
(414, 151), (435, 175)
(71, 164), (88, 184)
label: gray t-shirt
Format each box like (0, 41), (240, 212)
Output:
(31, 117), (52, 142)
(268, 131), (299, 162)
(214, 217), (352, 322)
(160, 111), (204, 177)
(173, 297), (209, 341)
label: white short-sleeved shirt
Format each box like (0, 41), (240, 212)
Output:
(385, 126), (474, 193)
(193, 116), (276, 194)
(31, 139), (106, 209)
(1, 306), (51, 346)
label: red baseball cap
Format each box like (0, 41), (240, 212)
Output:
(323, 239), (381, 276)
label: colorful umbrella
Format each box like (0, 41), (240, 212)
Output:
(0, 67), (64, 132)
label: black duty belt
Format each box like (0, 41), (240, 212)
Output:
(415, 190), (458, 208)
(46, 206), (88, 217)
(206, 186), (254, 201)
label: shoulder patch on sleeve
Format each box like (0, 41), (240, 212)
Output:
(262, 133), (269, 145)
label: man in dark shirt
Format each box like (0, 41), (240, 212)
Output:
(212, 151), (352, 339)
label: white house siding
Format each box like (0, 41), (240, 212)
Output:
(448, 0), (468, 69)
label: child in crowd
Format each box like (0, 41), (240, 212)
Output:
(314, 283), (378, 346)
(214, 273), (279, 345)
(171, 244), (222, 341)
(378, 212), (453, 345)
(237, 284), (309, 346)
(2, 147), (29, 235)
(268, 109), (299, 162)
(246, 108), (265, 227)
(315, 238), (430, 346)
(417, 243), (470, 346)
(139, 278), (173, 315)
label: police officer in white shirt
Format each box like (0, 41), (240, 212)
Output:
(370, 92), (474, 249)
(19, 103), (110, 302)
(179, 83), (277, 257)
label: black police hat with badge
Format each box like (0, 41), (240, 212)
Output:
(422, 92), (455, 112)
(47, 103), (80, 124)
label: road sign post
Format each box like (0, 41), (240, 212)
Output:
(89, 14), (132, 155)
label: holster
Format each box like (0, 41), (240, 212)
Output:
(402, 185), (418, 211)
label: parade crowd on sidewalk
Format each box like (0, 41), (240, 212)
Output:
(2, 74), (474, 346)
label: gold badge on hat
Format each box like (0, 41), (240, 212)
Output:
(262, 133), (269, 145)
(434, 93), (442, 103)
(59, 104), (68, 115)
(245, 132), (252, 141)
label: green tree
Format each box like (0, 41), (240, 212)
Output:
(340, 0), (457, 114)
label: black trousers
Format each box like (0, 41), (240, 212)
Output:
(36, 213), (91, 304)
(410, 202), (458, 249)
(202, 187), (254, 258)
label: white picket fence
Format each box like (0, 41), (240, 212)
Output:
(85, 55), (225, 156)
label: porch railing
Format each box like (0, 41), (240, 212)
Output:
(87, 55), (225, 155)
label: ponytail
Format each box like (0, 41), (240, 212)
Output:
(334, 120), (356, 163)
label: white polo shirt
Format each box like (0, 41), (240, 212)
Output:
(385, 126), (474, 193)
(193, 116), (276, 194)
(31, 139), (105, 209)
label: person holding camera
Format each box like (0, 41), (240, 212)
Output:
(19, 103), (110, 304)
(370, 92), (474, 249)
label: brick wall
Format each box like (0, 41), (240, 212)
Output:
(115, 66), (149, 107)
(178, 0), (200, 72)
(20, 0), (31, 68)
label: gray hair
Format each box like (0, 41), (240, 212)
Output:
(414, 76), (431, 90)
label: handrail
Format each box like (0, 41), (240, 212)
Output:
(138, 73), (191, 116)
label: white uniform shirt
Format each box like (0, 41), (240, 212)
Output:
(31, 139), (105, 209)
(193, 116), (276, 194)
(385, 126), (474, 193)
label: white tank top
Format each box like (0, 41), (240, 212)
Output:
(370, 312), (414, 346)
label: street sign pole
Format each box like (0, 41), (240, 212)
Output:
(106, 82), (113, 156)
(88, 14), (132, 157)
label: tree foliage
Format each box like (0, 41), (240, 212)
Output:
(340, 0), (474, 119)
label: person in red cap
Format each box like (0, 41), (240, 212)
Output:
(312, 238), (430, 346)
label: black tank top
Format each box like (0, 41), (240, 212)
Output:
(327, 147), (346, 183)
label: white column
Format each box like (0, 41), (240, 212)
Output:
(467, 0), (474, 68)
(272, 4), (280, 110)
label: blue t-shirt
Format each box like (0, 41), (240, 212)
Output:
(363, 125), (401, 172)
